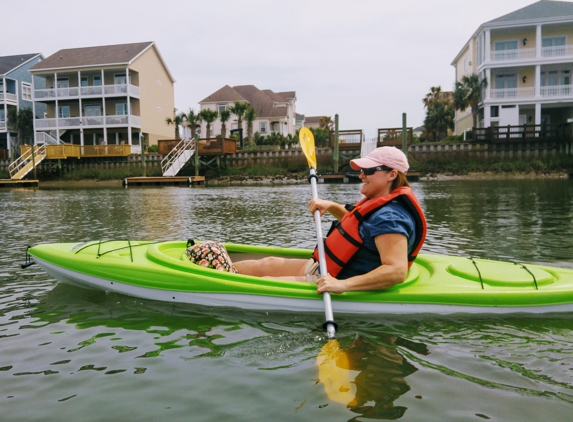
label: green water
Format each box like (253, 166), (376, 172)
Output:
(1, 179), (572, 421)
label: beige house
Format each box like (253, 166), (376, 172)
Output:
(451, 0), (573, 134)
(198, 85), (299, 140)
(29, 41), (175, 150)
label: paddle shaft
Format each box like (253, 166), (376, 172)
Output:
(309, 167), (336, 339)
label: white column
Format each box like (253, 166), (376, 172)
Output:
(485, 68), (491, 100)
(485, 30), (491, 63)
(484, 105), (491, 128)
(535, 65), (541, 98)
(32, 75), (37, 146)
(101, 69), (107, 145)
(535, 102), (541, 125)
(536, 24), (542, 58)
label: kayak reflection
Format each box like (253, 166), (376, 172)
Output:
(318, 334), (429, 420)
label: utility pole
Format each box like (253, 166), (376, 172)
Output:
(402, 113), (408, 157)
(333, 114), (339, 173)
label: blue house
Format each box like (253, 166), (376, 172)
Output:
(0, 53), (44, 160)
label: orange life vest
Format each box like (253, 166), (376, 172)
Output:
(311, 187), (427, 277)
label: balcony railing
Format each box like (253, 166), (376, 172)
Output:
(489, 45), (573, 62)
(35, 115), (140, 129)
(0, 92), (18, 102)
(34, 83), (140, 100)
(473, 123), (571, 143)
(540, 84), (573, 96)
(491, 47), (536, 62)
(490, 87), (535, 99)
(0, 120), (6, 131)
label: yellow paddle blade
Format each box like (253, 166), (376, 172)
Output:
(299, 127), (317, 168)
(317, 339), (358, 406)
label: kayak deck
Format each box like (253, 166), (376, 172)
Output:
(27, 240), (573, 313)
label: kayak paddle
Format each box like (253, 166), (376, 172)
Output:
(299, 127), (336, 339)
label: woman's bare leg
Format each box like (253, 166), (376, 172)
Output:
(234, 257), (308, 278)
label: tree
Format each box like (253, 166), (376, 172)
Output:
(219, 109), (231, 138)
(229, 101), (249, 139)
(165, 110), (185, 139)
(424, 100), (455, 141)
(318, 116), (334, 131)
(310, 127), (330, 147)
(244, 106), (257, 146)
(423, 86), (450, 109)
(7, 107), (34, 156)
(182, 108), (202, 140)
(453, 74), (488, 129)
(198, 109), (219, 140)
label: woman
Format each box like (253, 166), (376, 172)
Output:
(233, 146), (427, 294)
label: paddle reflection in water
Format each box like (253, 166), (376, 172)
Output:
(318, 334), (429, 420)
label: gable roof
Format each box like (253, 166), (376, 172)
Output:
(0, 53), (42, 76)
(487, 0), (573, 24)
(200, 84), (296, 119)
(200, 84), (247, 103)
(29, 41), (174, 81)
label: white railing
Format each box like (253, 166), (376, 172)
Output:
(490, 87), (535, 99)
(82, 116), (104, 126)
(8, 144), (47, 179)
(36, 132), (61, 145)
(161, 139), (195, 177)
(0, 92), (18, 102)
(106, 115), (129, 125)
(0, 120), (5, 131)
(34, 83), (140, 100)
(542, 45), (573, 58)
(491, 47), (536, 62)
(81, 86), (103, 96)
(35, 118), (58, 129)
(130, 115), (141, 127)
(35, 115), (141, 129)
(540, 84), (573, 97)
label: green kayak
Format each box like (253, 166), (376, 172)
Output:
(26, 240), (573, 314)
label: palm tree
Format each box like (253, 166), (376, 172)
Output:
(229, 101), (249, 138)
(423, 86), (450, 109)
(198, 109), (218, 140)
(165, 110), (185, 139)
(244, 106), (256, 146)
(7, 107), (33, 158)
(182, 108), (202, 140)
(219, 109), (231, 138)
(453, 74), (488, 129)
(424, 100), (455, 141)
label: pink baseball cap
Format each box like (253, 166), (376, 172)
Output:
(350, 147), (409, 173)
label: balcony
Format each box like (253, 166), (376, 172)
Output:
(34, 83), (140, 100)
(0, 92), (18, 103)
(0, 120), (6, 131)
(490, 85), (573, 100)
(35, 114), (141, 129)
(490, 45), (573, 62)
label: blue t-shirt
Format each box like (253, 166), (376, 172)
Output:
(337, 201), (416, 280)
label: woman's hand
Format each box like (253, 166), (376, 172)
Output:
(316, 273), (347, 294)
(308, 199), (347, 220)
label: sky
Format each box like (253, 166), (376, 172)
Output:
(2, 0), (541, 139)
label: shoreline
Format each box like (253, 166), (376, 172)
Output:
(34, 171), (570, 188)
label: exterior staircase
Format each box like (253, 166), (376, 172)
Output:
(161, 139), (195, 176)
(9, 144), (47, 179)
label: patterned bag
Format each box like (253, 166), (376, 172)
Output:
(186, 240), (238, 273)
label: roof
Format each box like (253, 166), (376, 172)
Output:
(304, 116), (322, 124)
(0, 53), (42, 76)
(200, 85), (296, 119)
(486, 0), (573, 24)
(29, 42), (173, 81)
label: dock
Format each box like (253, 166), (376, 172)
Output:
(0, 179), (39, 188)
(122, 176), (205, 187)
(320, 171), (420, 184)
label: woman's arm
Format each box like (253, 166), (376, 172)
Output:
(308, 198), (348, 220)
(315, 233), (409, 294)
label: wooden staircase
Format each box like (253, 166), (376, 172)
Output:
(9, 145), (47, 179)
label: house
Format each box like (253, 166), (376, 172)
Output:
(0, 53), (44, 160)
(198, 85), (299, 139)
(451, 0), (573, 135)
(303, 116), (322, 129)
(29, 42), (175, 152)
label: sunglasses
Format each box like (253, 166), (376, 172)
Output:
(360, 165), (393, 175)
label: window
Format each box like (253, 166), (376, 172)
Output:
(84, 104), (101, 116)
(116, 103), (128, 115)
(58, 106), (70, 118)
(493, 40), (518, 60)
(0, 109), (5, 121)
(218, 104), (227, 113)
(81, 77), (88, 87)
(93, 76), (102, 86)
(543, 36), (567, 57)
(494, 74), (517, 98)
(491, 106), (499, 118)
(22, 82), (32, 101)
(260, 122), (266, 133)
(114, 73), (127, 85)
(57, 78), (69, 88)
